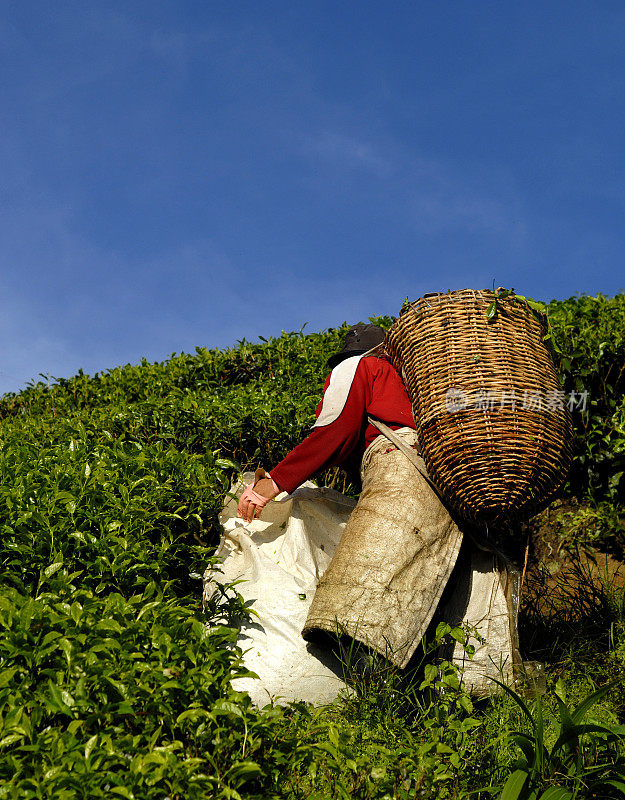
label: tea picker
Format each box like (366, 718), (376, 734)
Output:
(229, 290), (573, 699)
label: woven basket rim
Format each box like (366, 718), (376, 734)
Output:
(398, 288), (549, 330)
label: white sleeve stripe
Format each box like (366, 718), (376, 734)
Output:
(311, 355), (364, 428)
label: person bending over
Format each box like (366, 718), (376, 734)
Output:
(236, 323), (467, 670)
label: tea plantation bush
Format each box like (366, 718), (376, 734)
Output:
(0, 297), (622, 798)
(547, 293), (625, 503)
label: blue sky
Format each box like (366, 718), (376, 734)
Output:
(1, 1), (624, 394)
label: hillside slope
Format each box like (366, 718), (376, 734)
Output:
(0, 294), (623, 798)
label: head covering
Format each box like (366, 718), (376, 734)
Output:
(327, 323), (386, 370)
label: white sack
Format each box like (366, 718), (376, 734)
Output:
(203, 474), (356, 707)
(445, 546), (521, 694)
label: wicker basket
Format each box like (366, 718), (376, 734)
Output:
(385, 289), (573, 525)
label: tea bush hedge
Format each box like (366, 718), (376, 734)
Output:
(0, 296), (622, 798)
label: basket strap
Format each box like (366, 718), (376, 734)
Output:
(367, 416), (445, 504)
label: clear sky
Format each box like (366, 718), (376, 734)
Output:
(1, 1), (624, 395)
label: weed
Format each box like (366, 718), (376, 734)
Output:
(494, 677), (625, 800)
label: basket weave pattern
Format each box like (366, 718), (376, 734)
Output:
(385, 289), (573, 524)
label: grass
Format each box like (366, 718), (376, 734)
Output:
(262, 547), (625, 800)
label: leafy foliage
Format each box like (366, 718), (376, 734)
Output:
(545, 293), (625, 503)
(0, 297), (622, 797)
(494, 677), (625, 800)
(0, 321), (375, 798)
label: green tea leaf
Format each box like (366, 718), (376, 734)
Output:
(43, 561), (64, 579)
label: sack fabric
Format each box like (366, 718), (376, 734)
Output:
(437, 541), (522, 694)
(302, 428), (464, 669)
(203, 477), (354, 707)
(303, 427), (521, 690)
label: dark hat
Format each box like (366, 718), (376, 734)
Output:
(327, 323), (387, 370)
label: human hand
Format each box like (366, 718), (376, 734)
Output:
(236, 473), (279, 522)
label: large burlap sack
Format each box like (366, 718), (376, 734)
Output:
(302, 428), (464, 669)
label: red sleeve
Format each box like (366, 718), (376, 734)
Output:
(269, 362), (370, 494)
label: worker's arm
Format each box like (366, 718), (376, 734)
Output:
(237, 356), (371, 521)
(269, 356), (370, 493)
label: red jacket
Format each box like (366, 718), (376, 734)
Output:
(270, 355), (416, 494)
